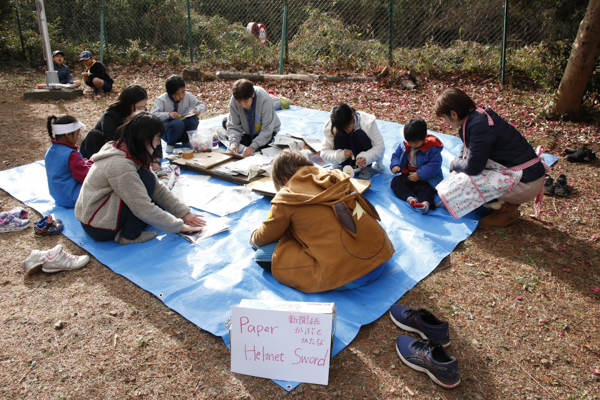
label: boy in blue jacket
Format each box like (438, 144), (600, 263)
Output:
(390, 118), (443, 214)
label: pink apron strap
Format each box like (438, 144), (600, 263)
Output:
(526, 146), (549, 219)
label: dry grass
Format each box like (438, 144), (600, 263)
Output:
(0, 65), (599, 399)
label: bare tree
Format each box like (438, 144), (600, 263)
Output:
(552, 0), (600, 118)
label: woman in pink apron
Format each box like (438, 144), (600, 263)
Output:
(434, 88), (546, 228)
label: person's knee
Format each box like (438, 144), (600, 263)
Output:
(92, 78), (104, 89)
(137, 169), (156, 197)
(184, 116), (199, 131)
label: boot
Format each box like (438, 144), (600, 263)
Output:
(479, 203), (520, 228)
(482, 200), (504, 216)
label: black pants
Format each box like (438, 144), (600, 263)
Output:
(82, 169), (157, 241)
(240, 132), (276, 151)
(333, 129), (372, 168)
(391, 174), (437, 210)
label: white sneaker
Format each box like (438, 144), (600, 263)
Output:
(20, 244), (62, 275)
(41, 247), (90, 273)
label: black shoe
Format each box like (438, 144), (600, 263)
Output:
(565, 146), (596, 162)
(554, 174), (569, 196)
(543, 174), (554, 196)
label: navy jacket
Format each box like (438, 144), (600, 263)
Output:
(93, 108), (125, 142)
(53, 62), (73, 84)
(390, 134), (443, 181)
(453, 108), (545, 182)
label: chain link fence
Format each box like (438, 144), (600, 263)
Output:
(2, 0), (589, 86)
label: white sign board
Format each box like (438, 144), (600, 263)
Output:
(231, 301), (335, 385)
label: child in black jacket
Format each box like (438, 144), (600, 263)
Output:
(79, 51), (113, 94)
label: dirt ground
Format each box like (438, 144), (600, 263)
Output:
(0, 65), (599, 399)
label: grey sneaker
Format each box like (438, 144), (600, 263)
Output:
(20, 244), (62, 275)
(41, 247), (90, 273)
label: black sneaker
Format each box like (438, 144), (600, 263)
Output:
(554, 174), (569, 196)
(543, 174), (554, 196)
(395, 336), (460, 389)
(565, 146), (596, 162)
(390, 305), (450, 347)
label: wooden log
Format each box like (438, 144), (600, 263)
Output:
(216, 67), (389, 83)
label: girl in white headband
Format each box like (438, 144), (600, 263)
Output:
(44, 115), (92, 207)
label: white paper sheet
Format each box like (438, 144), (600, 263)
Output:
(178, 218), (230, 243)
(172, 175), (262, 216)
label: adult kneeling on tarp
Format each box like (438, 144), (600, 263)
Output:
(434, 88), (547, 228)
(250, 150), (395, 293)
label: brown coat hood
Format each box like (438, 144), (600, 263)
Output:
(252, 166), (395, 293)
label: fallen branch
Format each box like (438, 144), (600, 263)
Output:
(216, 67), (389, 83)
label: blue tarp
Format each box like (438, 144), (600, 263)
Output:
(0, 106), (557, 390)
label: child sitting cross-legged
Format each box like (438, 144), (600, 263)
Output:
(44, 115), (92, 208)
(390, 118), (443, 215)
(151, 75), (206, 153)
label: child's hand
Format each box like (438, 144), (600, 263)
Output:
(356, 157), (366, 167)
(449, 158), (457, 172)
(182, 212), (206, 228)
(408, 172), (420, 182)
(228, 145), (239, 154)
(243, 147), (254, 157)
(169, 111), (180, 119)
(181, 224), (203, 233)
(391, 166), (401, 174)
(81, 71), (88, 78)
(194, 109), (202, 117)
(344, 149), (354, 159)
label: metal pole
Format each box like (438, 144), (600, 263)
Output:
(100, 0), (105, 62)
(15, 7), (27, 61)
(35, 0), (59, 84)
(500, 0), (508, 84)
(388, 0), (394, 63)
(279, 1), (288, 74)
(187, 0), (193, 63)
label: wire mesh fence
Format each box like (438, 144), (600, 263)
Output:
(3, 0), (589, 85)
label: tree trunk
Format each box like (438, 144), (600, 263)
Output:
(552, 0), (600, 118)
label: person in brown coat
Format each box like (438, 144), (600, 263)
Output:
(250, 150), (395, 293)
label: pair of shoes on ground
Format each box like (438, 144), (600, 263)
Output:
(390, 305), (460, 388)
(20, 244), (90, 275)
(33, 215), (64, 237)
(544, 173), (569, 196)
(0, 207), (30, 232)
(407, 197), (429, 215)
(565, 146), (596, 163)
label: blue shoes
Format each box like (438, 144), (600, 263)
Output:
(395, 335), (460, 389)
(391, 305), (460, 388)
(34, 215), (64, 237)
(389, 304), (450, 347)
